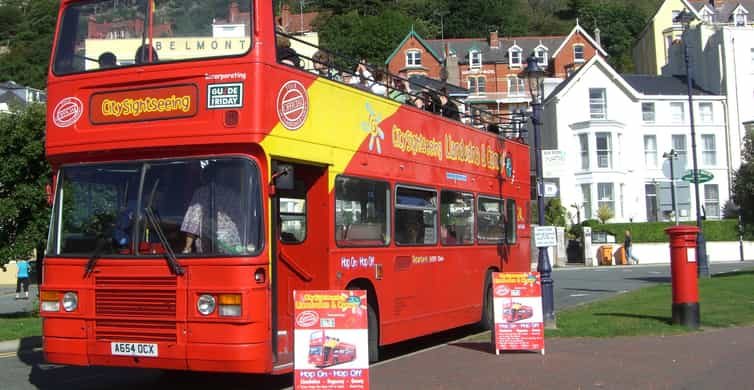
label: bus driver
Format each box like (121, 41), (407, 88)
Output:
(181, 163), (244, 254)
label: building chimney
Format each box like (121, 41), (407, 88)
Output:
(711, 0), (725, 8)
(446, 43), (460, 86)
(594, 27), (601, 49)
(489, 31), (500, 49)
(229, 2), (240, 23)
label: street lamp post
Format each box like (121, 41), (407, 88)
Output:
(663, 150), (680, 226)
(525, 55), (556, 328)
(675, 10), (710, 278)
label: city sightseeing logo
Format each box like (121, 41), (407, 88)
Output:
(53, 97), (83, 128)
(360, 102), (384, 154)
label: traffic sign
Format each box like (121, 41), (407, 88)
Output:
(543, 182), (558, 197)
(681, 169), (713, 183)
(533, 226), (557, 248)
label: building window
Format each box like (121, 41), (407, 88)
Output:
(510, 47), (522, 67)
(642, 102), (656, 122)
(508, 76), (526, 96)
(573, 45), (585, 63)
(477, 77), (486, 92)
(535, 46), (548, 66)
(579, 134), (589, 170)
(645, 183), (658, 222)
(406, 50), (421, 67)
(672, 10), (681, 24)
(581, 184), (592, 219)
(702, 134), (717, 165)
(644, 135), (657, 168)
(470, 50), (482, 69)
(672, 134), (688, 168)
(589, 88), (607, 119)
(468, 77), (476, 92)
(597, 183), (615, 213)
(735, 11), (747, 26)
(704, 184), (720, 218)
(750, 48), (754, 69)
(596, 132), (612, 169)
(699, 102), (713, 123)
(670, 102), (685, 123)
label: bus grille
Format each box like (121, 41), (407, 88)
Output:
(95, 276), (178, 342)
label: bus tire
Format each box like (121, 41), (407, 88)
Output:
(368, 303), (379, 363)
(479, 272), (494, 331)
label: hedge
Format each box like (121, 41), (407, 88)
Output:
(587, 219), (744, 243)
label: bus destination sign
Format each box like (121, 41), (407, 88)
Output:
(89, 84), (198, 124)
(294, 290), (369, 390)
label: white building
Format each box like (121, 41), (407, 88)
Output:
(663, 4), (754, 172)
(542, 55), (729, 223)
(0, 81), (46, 113)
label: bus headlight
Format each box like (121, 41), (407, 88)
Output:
(197, 294), (216, 316)
(62, 292), (78, 312)
(218, 294), (242, 317)
(40, 291), (61, 312)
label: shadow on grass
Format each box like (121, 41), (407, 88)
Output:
(625, 276), (672, 283)
(0, 311), (37, 319)
(593, 312), (672, 325)
(712, 269), (754, 278)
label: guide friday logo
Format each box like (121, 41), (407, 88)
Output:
(207, 82), (243, 109)
(53, 97), (83, 128)
(277, 80), (309, 130)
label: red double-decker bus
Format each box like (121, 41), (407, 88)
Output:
(40, 0), (532, 374)
(307, 331), (356, 368)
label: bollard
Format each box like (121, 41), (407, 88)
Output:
(664, 226), (700, 328)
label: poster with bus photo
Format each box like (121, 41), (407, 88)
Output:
(492, 272), (545, 354)
(294, 290), (369, 390)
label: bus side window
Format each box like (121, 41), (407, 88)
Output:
(506, 199), (517, 244)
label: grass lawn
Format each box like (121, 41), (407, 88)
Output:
(0, 311), (42, 342)
(466, 269), (754, 342)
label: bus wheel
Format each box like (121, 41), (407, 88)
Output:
(479, 272), (494, 331)
(368, 304), (379, 363)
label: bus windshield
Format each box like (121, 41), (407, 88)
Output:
(53, 0), (252, 75)
(47, 157), (263, 258)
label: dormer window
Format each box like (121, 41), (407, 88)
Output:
(470, 50), (482, 69)
(535, 45), (548, 66)
(672, 10), (681, 25)
(700, 7), (713, 23)
(734, 7), (749, 26)
(573, 44), (585, 63)
(509, 45), (522, 68)
(406, 50), (422, 67)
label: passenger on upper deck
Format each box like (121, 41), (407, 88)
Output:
(98, 52), (117, 69)
(439, 88), (460, 121)
(135, 44), (158, 64)
(311, 50), (341, 81)
(276, 28), (301, 68)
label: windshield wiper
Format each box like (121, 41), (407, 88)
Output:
(144, 206), (185, 276)
(83, 238), (107, 278)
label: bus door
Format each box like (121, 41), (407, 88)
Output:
(270, 161), (329, 368)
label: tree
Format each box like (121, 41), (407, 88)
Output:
(733, 130), (754, 225)
(573, 2), (647, 72)
(544, 198), (567, 226)
(0, 104), (51, 267)
(0, 0), (58, 89)
(596, 205), (614, 224)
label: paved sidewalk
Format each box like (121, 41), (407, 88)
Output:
(371, 326), (754, 389)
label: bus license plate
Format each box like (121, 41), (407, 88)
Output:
(111, 342), (158, 357)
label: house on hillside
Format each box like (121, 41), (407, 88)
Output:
(0, 81), (46, 113)
(542, 55), (729, 223)
(385, 24), (606, 117)
(276, 4), (327, 71)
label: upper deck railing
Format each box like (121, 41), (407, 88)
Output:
(276, 31), (529, 145)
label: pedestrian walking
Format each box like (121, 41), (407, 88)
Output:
(624, 230), (639, 265)
(15, 259), (30, 299)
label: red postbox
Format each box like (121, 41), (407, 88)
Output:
(665, 226), (700, 328)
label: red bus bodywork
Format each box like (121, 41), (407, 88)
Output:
(41, 0), (532, 374)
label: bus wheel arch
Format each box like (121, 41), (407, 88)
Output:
(480, 267), (499, 331)
(346, 278), (379, 363)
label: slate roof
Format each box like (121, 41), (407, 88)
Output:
(424, 36), (566, 65)
(622, 74), (714, 95)
(689, 0), (754, 22)
(408, 75), (469, 97)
